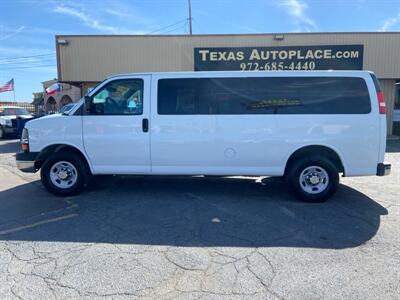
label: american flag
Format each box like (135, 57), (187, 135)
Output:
(0, 78), (14, 93)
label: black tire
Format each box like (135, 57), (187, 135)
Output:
(40, 152), (89, 196)
(287, 155), (339, 202)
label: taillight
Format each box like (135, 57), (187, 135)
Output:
(377, 91), (386, 114)
(21, 128), (29, 152)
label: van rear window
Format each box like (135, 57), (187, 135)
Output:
(157, 77), (371, 115)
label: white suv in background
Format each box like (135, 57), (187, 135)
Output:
(16, 71), (391, 202)
(0, 106), (32, 139)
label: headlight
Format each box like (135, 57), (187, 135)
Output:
(5, 119), (12, 126)
(21, 128), (29, 152)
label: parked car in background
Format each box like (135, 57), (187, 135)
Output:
(59, 103), (76, 114)
(16, 70), (391, 202)
(0, 106), (33, 139)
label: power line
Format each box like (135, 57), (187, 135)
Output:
(145, 19), (188, 34)
(0, 53), (56, 62)
(159, 21), (188, 34)
(163, 26), (187, 34)
(0, 57), (56, 66)
(0, 64), (56, 70)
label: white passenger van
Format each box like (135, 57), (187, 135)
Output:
(16, 71), (391, 202)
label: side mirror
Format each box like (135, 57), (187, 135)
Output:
(84, 96), (92, 113)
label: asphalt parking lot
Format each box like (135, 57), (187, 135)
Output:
(0, 138), (399, 300)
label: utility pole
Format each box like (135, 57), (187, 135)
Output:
(188, 0), (193, 35)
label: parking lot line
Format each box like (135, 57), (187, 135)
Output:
(0, 213), (77, 235)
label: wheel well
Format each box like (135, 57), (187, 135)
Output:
(284, 145), (344, 175)
(35, 144), (91, 173)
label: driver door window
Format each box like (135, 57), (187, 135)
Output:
(91, 79), (143, 115)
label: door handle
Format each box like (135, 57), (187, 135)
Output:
(142, 118), (149, 133)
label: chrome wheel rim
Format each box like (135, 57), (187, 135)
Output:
(299, 165), (329, 194)
(49, 161), (78, 189)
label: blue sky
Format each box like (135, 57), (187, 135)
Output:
(1, 0), (400, 101)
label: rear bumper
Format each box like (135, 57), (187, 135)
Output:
(3, 126), (17, 134)
(16, 151), (39, 173)
(377, 163), (391, 176)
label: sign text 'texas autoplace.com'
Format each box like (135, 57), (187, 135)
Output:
(194, 45), (364, 71)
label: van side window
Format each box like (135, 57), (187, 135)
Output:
(158, 79), (197, 114)
(157, 77), (371, 115)
(90, 79), (143, 115)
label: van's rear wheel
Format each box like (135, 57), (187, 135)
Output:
(287, 156), (339, 202)
(41, 152), (88, 196)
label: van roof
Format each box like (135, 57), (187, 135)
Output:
(106, 70), (374, 79)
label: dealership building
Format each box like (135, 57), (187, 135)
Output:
(55, 32), (400, 135)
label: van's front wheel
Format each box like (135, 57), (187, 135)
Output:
(287, 156), (339, 202)
(41, 152), (88, 196)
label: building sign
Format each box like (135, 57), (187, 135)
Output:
(194, 45), (363, 71)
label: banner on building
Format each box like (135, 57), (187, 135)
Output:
(194, 45), (364, 71)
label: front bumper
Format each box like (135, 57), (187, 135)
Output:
(377, 163), (391, 176)
(16, 151), (39, 173)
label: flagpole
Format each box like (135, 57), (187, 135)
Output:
(12, 78), (15, 102)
